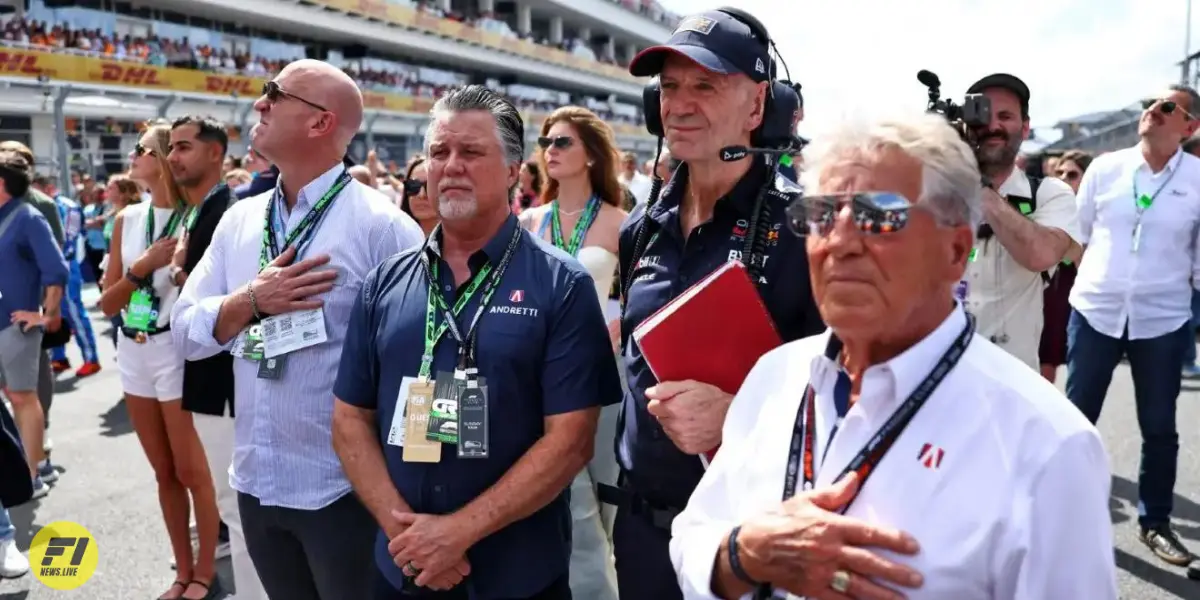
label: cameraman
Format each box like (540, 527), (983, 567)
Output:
(611, 10), (825, 599)
(960, 74), (1082, 370)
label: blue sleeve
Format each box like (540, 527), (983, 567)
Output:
(27, 211), (68, 288)
(334, 267), (382, 409)
(540, 271), (622, 415)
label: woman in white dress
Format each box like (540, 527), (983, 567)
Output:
(519, 105), (627, 600)
(99, 122), (221, 600)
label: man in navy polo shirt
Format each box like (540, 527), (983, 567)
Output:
(332, 85), (620, 600)
(613, 10), (825, 599)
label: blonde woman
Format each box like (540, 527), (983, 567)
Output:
(520, 105), (627, 600)
(99, 122), (221, 600)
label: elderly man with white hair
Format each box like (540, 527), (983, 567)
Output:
(668, 112), (1117, 600)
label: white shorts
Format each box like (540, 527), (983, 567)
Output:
(117, 331), (184, 400)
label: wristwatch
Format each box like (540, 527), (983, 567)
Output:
(169, 265), (185, 286)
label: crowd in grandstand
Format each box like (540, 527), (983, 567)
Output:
(0, 13), (644, 126)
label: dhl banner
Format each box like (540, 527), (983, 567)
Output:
(0, 46), (646, 137)
(311, 0), (640, 84)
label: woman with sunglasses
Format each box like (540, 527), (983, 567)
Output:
(520, 105), (627, 600)
(1038, 150), (1091, 383)
(99, 122), (222, 600)
(397, 154), (439, 237)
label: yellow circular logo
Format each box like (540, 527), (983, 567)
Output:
(27, 521), (99, 590)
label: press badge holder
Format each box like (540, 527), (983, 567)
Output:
(403, 378), (442, 463)
(456, 368), (489, 459)
(125, 289), (161, 332)
(257, 356), (285, 380)
(426, 371), (461, 444)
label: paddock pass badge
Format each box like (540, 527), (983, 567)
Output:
(28, 520), (100, 590)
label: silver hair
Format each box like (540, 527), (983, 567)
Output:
(1168, 84), (1200, 116)
(424, 85), (525, 165)
(799, 112), (983, 237)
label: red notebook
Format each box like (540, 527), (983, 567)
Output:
(632, 260), (782, 467)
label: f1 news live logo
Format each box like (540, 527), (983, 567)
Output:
(28, 521), (99, 590)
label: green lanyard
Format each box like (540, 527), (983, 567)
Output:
(183, 183), (227, 234)
(183, 205), (201, 233)
(1133, 161), (1180, 215)
(418, 224), (522, 381)
(259, 171), (350, 270)
(145, 206), (183, 247)
(550, 196), (601, 257)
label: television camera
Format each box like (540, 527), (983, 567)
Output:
(918, 70), (991, 147)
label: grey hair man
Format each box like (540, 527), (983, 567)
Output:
(672, 111), (1117, 600)
(614, 9), (826, 598)
(332, 84), (620, 599)
(1066, 83), (1200, 569)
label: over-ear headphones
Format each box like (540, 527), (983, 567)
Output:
(641, 6), (796, 149)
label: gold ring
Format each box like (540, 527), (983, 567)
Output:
(831, 569), (852, 593)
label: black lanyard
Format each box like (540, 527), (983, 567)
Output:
(419, 224), (522, 376)
(754, 314), (974, 600)
(260, 171), (350, 270)
(783, 313), (976, 501)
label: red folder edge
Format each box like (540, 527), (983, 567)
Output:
(632, 261), (783, 468)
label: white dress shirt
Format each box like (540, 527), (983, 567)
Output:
(1070, 145), (1200, 340)
(671, 307), (1116, 600)
(171, 163), (424, 510)
(621, 171), (653, 206)
(962, 169), (1079, 370)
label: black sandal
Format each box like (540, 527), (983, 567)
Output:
(156, 580), (187, 600)
(183, 578), (222, 600)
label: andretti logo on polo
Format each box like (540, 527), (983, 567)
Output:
(28, 521), (99, 590)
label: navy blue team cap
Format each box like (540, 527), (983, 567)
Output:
(629, 11), (771, 83)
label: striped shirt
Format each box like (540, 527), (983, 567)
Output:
(170, 163), (425, 510)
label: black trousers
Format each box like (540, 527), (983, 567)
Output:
(239, 491), (376, 600)
(373, 571), (571, 600)
(612, 507), (684, 600)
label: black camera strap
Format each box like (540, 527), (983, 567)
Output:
(752, 313), (974, 600)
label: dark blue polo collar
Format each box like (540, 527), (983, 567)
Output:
(651, 158), (769, 223)
(425, 213), (520, 272)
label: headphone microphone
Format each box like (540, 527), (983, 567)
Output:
(718, 145), (794, 162)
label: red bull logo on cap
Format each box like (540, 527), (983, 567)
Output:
(675, 15), (716, 35)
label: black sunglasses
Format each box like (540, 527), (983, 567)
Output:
(262, 81), (329, 112)
(403, 178), (426, 196)
(537, 136), (573, 150)
(133, 142), (154, 157)
(1055, 168), (1081, 181)
(1142, 98), (1196, 120)
(785, 192), (916, 238)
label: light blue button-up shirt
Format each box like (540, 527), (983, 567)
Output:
(171, 163), (424, 509)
